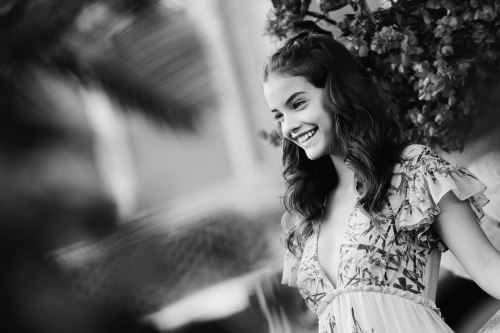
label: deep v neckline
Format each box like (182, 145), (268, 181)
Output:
(314, 202), (358, 290)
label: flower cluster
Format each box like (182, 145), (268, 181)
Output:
(264, 0), (500, 151)
(264, 4), (301, 41)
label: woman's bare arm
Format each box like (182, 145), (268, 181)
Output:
(433, 191), (500, 300)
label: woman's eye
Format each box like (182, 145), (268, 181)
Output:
(292, 100), (306, 110)
(274, 113), (283, 121)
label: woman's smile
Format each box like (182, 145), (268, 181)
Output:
(296, 128), (318, 145)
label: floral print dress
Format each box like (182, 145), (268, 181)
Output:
(281, 144), (489, 333)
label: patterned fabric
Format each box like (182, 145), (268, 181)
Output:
(282, 144), (489, 332)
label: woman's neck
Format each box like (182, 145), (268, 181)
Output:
(331, 155), (355, 189)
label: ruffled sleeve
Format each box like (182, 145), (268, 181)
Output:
(281, 211), (302, 287)
(390, 144), (489, 251)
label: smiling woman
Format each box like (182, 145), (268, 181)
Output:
(261, 30), (500, 333)
(262, 31), (402, 236)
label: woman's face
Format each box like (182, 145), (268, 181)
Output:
(263, 74), (334, 160)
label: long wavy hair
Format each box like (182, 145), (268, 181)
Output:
(263, 31), (404, 255)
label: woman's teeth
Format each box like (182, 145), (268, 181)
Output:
(298, 129), (317, 144)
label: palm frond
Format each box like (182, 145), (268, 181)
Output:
(1, 0), (214, 130)
(63, 3), (215, 130)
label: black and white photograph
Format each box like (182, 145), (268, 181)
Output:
(2, 1), (500, 332)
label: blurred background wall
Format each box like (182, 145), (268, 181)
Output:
(104, 0), (282, 216)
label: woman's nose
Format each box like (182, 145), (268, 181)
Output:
(281, 115), (301, 139)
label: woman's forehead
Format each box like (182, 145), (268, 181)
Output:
(263, 75), (313, 104)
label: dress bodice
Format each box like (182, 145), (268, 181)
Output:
(297, 204), (442, 317)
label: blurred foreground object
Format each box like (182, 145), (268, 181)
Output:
(0, 0), (220, 332)
(53, 202), (271, 315)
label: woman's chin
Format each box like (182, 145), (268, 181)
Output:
(303, 149), (322, 160)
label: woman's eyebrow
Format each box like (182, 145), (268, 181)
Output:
(270, 91), (306, 113)
(285, 92), (305, 107)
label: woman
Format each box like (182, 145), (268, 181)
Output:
(262, 31), (500, 332)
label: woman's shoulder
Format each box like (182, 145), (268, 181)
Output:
(399, 143), (440, 162)
(395, 144), (451, 176)
(387, 143), (488, 251)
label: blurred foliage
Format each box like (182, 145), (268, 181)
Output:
(0, 0), (213, 130)
(263, 0), (500, 151)
(0, 1), (217, 332)
(54, 209), (271, 314)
